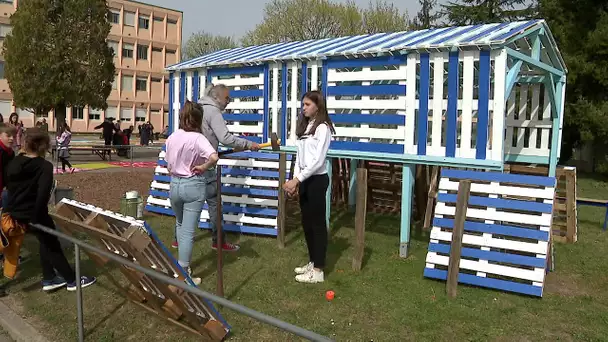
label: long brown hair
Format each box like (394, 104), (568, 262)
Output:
(295, 90), (336, 138)
(24, 127), (50, 157)
(178, 100), (203, 133)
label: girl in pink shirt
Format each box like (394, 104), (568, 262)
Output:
(165, 101), (219, 285)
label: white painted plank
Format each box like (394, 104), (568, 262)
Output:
(225, 100), (264, 110)
(541, 87), (551, 150)
(529, 84), (540, 148)
(327, 98), (406, 110)
(148, 194), (278, 208)
(310, 61), (318, 91)
(211, 75), (263, 87)
(434, 202), (552, 227)
(327, 68), (407, 82)
(438, 178), (555, 200)
(186, 71), (193, 101)
(272, 63), (279, 135)
(290, 62), (299, 144)
(491, 49), (507, 162)
(430, 227), (548, 255)
(334, 126), (406, 140)
(516, 84), (528, 150)
(405, 53), (417, 154)
(460, 51), (475, 158)
(431, 53), (445, 152)
(221, 176), (278, 187)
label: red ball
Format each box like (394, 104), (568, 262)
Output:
(325, 290), (335, 301)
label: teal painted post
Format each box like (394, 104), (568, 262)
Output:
(548, 79), (565, 177)
(400, 164), (415, 258)
(348, 159), (357, 210)
(326, 158), (332, 230)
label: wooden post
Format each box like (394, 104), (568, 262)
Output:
(446, 180), (471, 299)
(277, 153), (287, 248)
(414, 165), (429, 221)
(423, 166), (440, 230)
(216, 167), (224, 297)
(352, 161), (368, 271)
(565, 168), (577, 243)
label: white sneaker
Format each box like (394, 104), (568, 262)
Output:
(294, 262), (313, 274)
(295, 269), (324, 284)
(186, 267), (201, 286)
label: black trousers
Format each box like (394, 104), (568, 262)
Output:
(28, 214), (76, 283)
(59, 157), (72, 171)
(299, 174), (329, 269)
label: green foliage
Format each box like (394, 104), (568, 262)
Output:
(182, 32), (238, 60)
(539, 0), (608, 162)
(412, 0), (443, 29)
(3, 0), (115, 120)
(241, 0), (410, 46)
(443, 0), (538, 25)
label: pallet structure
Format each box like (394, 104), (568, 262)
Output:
(51, 199), (229, 340)
(149, 19), (567, 260)
(424, 169), (556, 297)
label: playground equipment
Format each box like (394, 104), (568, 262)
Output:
(146, 19), (567, 259)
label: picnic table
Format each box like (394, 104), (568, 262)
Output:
(50, 145), (113, 161)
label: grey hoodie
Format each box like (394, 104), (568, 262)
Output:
(198, 96), (253, 151)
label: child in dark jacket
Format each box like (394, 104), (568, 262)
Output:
(2, 128), (96, 294)
(0, 123), (15, 208)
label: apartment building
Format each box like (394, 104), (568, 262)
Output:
(0, 0), (182, 133)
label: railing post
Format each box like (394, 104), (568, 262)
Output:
(216, 167), (224, 298)
(130, 145), (134, 169)
(75, 244), (84, 342)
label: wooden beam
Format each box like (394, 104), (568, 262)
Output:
(352, 162), (368, 272)
(505, 47), (565, 78)
(446, 180), (471, 299)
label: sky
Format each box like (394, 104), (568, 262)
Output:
(141, 0), (449, 42)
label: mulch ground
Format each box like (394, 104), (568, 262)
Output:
(54, 168), (154, 212)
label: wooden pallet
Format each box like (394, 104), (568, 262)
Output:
(51, 199), (229, 341)
(424, 169), (555, 297)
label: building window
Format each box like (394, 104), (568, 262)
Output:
(108, 9), (120, 24)
(112, 74), (118, 89)
(153, 16), (164, 22)
(122, 75), (133, 91)
(167, 18), (177, 24)
(135, 108), (146, 122)
(138, 16), (149, 29)
(137, 44), (148, 60)
(136, 77), (147, 91)
(88, 107), (102, 120)
(0, 62), (4, 79)
(0, 0), (14, 4)
(0, 24), (12, 38)
(151, 77), (162, 83)
(122, 43), (134, 58)
(72, 106), (84, 120)
(120, 107), (133, 122)
(152, 47), (163, 53)
(105, 107), (117, 120)
(123, 11), (135, 27)
(166, 49), (176, 55)
(108, 40), (119, 56)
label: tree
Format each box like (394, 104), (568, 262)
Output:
(412, 0), (443, 29)
(241, 0), (410, 46)
(538, 0), (608, 165)
(182, 32), (238, 60)
(442, 0), (538, 25)
(3, 0), (115, 124)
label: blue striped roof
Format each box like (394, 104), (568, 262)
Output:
(168, 19), (555, 71)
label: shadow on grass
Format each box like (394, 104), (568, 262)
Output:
(226, 267), (262, 300)
(85, 299), (128, 338)
(190, 239), (260, 281)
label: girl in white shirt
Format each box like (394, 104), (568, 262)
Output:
(283, 90), (335, 284)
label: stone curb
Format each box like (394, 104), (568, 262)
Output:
(0, 299), (49, 342)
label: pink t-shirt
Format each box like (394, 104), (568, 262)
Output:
(165, 129), (216, 177)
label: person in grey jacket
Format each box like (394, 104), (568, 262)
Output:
(171, 83), (259, 252)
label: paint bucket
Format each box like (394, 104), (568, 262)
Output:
(125, 191), (139, 199)
(120, 195), (143, 219)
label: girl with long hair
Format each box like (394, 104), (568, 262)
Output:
(283, 90), (335, 284)
(165, 100), (219, 285)
(8, 113), (23, 153)
(56, 123), (74, 173)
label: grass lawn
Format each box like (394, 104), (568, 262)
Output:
(3, 174), (608, 341)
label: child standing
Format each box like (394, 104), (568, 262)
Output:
(2, 128), (96, 293)
(0, 123), (15, 208)
(56, 123), (74, 173)
(165, 101), (219, 285)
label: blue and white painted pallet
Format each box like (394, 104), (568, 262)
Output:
(423, 169), (556, 297)
(146, 149), (293, 237)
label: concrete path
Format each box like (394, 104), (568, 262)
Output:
(0, 299), (49, 342)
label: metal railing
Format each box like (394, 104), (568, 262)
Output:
(29, 223), (333, 342)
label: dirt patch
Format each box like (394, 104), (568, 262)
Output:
(54, 168), (154, 212)
(544, 272), (589, 297)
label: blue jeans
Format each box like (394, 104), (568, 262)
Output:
(0, 189), (8, 210)
(202, 169), (223, 244)
(169, 175), (207, 268)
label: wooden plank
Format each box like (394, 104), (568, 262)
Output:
(352, 163), (368, 272)
(565, 169), (577, 243)
(423, 166), (440, 230)
(446, 180), (471, 299)
(277, 153), (287, 248)
(415, 165), (428, 221)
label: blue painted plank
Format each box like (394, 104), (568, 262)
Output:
(441, 169), (556, 187)
(263, 64), (270, 141)
(406, 26), (460, 47)
(229, 89), (264, 98)
(382, 29), (434, 49)
(321, 60), (328, 98)
(437, 193), (553, 213)
(168, 73), (174, 134)
(179, 71), (186, 106)
(428, 243), (546, 268)
(222, 186), (277, 197)
(301, 62), (308, 95)
(148, 191), (279, 216)
(326, 84), (406, 97)
(325, 54), (407, 68)
(429, 24), (483, 45)
(222, 114), (263, 122)
(423, 268), (542, 297)
(460, 22), (510, 43)
(417, 53), (430, 155)
(490, 20), (537, 42)
(329, 113), (405, 125)
(207, 66), (265, 77)
(281, 63), (288, 146)
(145, 206), (278, 236)
(153, 175), (170, 183)
(433, 217), (550, 241)
(330, 141), (404, 154)
(192, 71), (199, 102)
(293, 36), (354, 58)
(476, 50), (491, 159)
(158, 159), (167, 167)
(446, 51), (459, 158)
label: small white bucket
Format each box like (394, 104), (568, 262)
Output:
(125, 191), (139, 199)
